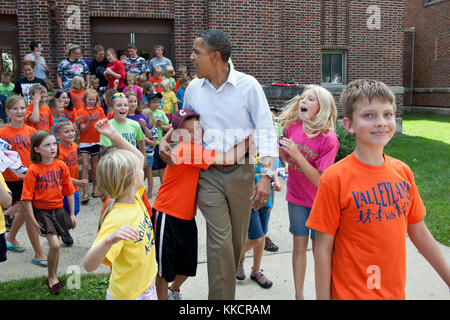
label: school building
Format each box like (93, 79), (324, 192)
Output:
(1, 0), (411, 120)
(404, 0), (450, 109)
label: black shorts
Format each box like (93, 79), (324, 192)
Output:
(152, 145), (167, 170)
(0, 233), (7, 263)
(80, 144), (101, 156)
(152, 209), (197, 282)
(5, 180), (23, 204)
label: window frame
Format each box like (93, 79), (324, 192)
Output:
(321, 50), (347, 85)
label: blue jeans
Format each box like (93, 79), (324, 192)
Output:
(288, 202), (315, 240)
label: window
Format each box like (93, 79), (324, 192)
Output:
(321, 51), (345, 84)
(424, 0), (440, 4)
(0, 49), (14, 74)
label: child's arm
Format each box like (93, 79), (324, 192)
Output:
(71, 177), (89, 188)
(66, 193), (76, 228)
(408, 221), (450, 287)
(279, 137), (322, 187)
(22, 200), (42, 233)
(144, 136), (157, 148)
(28, 89), (42, 124)
(83, 225), (139, 272)
(314, 231), (335, 300)
(213, 136), (250, 165)
(0, 183), (12, 209)
(137, 139), (146, 161)
(95, 118), (144, 168)
(78, 116), (96, 133)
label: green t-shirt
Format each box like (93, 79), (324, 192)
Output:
(100, 118), (145, 148)
(151, 109), (169, 144)
(0, 83), (14, 98)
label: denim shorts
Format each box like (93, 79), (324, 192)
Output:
(288, 202), (315, 240)
(247, 206), (271, 240)
(146, 154), (154, 168)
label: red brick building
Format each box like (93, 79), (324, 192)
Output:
(404, 0), (450, 108)
(0, 0), (406, 118)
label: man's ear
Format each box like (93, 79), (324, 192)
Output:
(342, 117), (355, 135)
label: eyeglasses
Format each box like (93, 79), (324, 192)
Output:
(112, 92), (126, 99)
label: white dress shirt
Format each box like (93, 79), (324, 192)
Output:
(183, 67), (278, 159)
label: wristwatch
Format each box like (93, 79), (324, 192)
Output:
(260, 168), (274, 179)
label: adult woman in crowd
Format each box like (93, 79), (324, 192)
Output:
(13, 61), (48, 104)
(104, 48), (126, 91)
(148, 44), (172, 76)
(57, 43), (90, 90)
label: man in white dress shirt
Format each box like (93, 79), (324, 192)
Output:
(159, 29), (278, 300)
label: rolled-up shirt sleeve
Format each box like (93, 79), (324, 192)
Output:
(247, 80), (278, 159)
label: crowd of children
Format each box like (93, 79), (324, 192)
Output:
(0, 49), (449, 301)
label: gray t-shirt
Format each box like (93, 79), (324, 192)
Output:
(27, 52), (46, 79)
(148, 57), (172, 76)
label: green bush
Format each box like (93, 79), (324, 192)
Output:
(335, 125), (355, 162)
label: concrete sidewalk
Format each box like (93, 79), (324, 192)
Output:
(1, 179), (449, 300)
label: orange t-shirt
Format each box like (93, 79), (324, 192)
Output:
(70, 90), (85, 113)
(21, 159), (76, 209)
(306, 153), (426, 300)
(25, 103), (54, 131)
(0, 124), (36, 181)
(149, 77), (163, 93)
(58, 142), (79, 191)
(76, 106), (106, 144)
(153, 142), (215, 220)
(63, 107), (78, 123)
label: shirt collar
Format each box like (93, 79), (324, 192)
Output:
(201, 64), (237, 89)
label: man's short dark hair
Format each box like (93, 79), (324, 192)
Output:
(197, 29), (231, 62)
(30, 40), (41, 52)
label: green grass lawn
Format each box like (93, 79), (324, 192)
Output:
(384, 112), (450, 246)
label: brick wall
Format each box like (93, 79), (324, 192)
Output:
(405, 0), (450, 107)
(1, 0), (406, 116)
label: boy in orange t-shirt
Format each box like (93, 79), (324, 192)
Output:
(152, 109), (249, 300)
(306, 79), (450, 300)
(148, 66), (163, 93)
(25, 84), (54, 131)
(55, 120), (89, 246)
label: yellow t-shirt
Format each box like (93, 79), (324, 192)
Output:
(92, 187), (157, 300)
(161, 90), (178, 115)
(0, 173), (11, 234)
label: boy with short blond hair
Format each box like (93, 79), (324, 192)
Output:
(54, 119), (88, 246)
(307, 79), (450, 300)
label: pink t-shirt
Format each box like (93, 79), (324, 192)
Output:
(123, 85), (143, 101)
(284, 121), (339, 208)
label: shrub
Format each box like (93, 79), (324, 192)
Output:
(335, 125), (355, 162)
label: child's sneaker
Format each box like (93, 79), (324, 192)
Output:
(168, 288), (182, 300)
(250, 269), (272, 289)
(236, 258), (245, 280)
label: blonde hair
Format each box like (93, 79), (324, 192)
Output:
(83, 88), (101, 108)
(164, 65), (174, 77)
(29, 84), (47, 96)
(96, 148), (141, 230)
(142, 107), (156, 128)
(278, 85), (337, 138)
(160, 79), (172, 91)
(340, 79), (396, 119)
(126, 72), (137, 85)
(70, 76), (85, 92)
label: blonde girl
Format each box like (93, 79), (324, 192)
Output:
(69, 76), (85, 113)
(77, 88), (106, 203)
(278, 84), (339, 300)
(83, 119), (157, 300)
(22, 130), (76, 294)
(160, 79), (178, 122)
